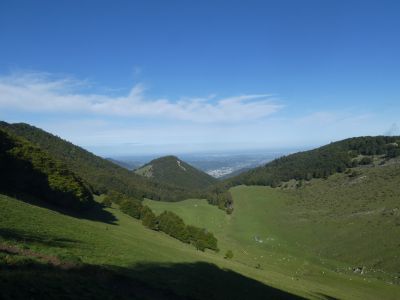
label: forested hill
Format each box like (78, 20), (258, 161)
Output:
(0, 122), (196, 201)
(225, 136), (400, 187)
(0, 129), (93, 210)
(135, 155), (217, 190)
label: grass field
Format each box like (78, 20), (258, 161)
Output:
(0, 193), (309, 299)
(1, 162), (400, 299)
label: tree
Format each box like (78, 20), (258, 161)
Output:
(157, 211), (189, 243)
(140, 205), (158, 230)
(105, 190), (125, 205)
(120, 199), (143, 219)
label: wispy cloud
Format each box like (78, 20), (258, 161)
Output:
(0, 72), (283, 123)
(295, 111), (371, 126)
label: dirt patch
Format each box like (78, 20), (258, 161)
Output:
(0, 243), (78, 269)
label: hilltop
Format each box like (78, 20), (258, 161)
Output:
(135, 155), (217, 190)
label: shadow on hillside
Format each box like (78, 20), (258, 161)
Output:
(312, 293), (340, 300)
(0, 256), (307, 300)
(128, 262), (307, 300)
(0, 228), (81, 249)
(0, 191), (117, 224)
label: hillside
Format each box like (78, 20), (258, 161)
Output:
(0, 129), (93, 210)
(226, 136), (400, 187)
(3, 182), (400, 299)
(1, 194), (311, 300)
(1, 134), (400, 299)
(135, 156), (217, 190)
(146, 158), (400, 299)
(0, 122), (196, 202)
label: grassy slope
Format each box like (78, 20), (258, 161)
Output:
(145, 161), (400, 299)
(0, 194), (308, 300)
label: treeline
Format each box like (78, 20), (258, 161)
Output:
(0, 129), (93, 210)
(0, 122), (199, 202)
(345, 136), (400, 157)
(223, 136), (400, 188)
(202, 188), (234, 214)
(104, 191), (218, 251)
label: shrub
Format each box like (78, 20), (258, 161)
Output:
(359, 157), (373, 165)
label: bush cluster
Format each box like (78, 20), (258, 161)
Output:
(107, 191), (218, 251)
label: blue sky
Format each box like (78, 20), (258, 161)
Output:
(0, 0), (399, 155)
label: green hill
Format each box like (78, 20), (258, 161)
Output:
(0, 122), (196, 202)
(0, 129), (93, 210)
(135, 155), (217, 190)
(221, 136), (400, 190)
(205, 136), (400, 211)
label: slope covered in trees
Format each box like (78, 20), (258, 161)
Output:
(135, 155), (217, 190)
(0, 122), (196, 202)
(225, 136), (400, 187)
(0, 129), (93, 210)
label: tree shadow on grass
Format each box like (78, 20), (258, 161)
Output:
(0, 255), (308, 300)
(0, 191), (117, 224)
(0, 228), (81, 249)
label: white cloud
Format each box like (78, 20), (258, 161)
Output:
(0, 72), (283, 123)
